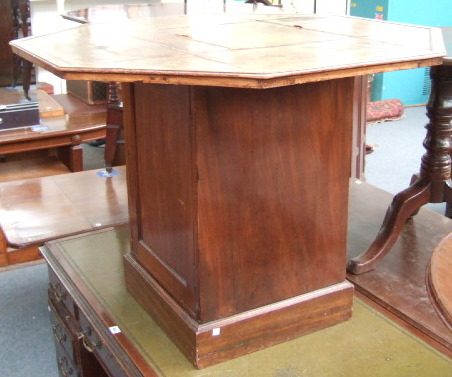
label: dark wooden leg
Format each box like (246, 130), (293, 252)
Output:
(22, 60), (32, 100)
(11, 54), (21, 88)
(104, 82), (123, 173)
(11, 0), (32, 99)
(348, 64), (452, 274)
(104, 107), (123, 173)
(347, 180), (431, 274)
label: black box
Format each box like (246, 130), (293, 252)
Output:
(0, 101), (40, 131)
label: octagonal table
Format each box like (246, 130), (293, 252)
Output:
(10, 13), (446, 368)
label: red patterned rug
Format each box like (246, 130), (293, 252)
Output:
(365, 98), (405, 154)
(366, 98), (405, 125)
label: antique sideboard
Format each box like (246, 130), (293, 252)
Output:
(11, 12), (445, 369)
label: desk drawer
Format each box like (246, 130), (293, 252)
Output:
(79, 309), (128, 377)
(49, 300), (77, 363)
(48, 268), (77, 318)
(55, 342), (80, 377)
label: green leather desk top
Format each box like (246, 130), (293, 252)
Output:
(44, 227), (451, 376)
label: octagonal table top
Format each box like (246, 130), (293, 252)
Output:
(11, 13), (446, 89)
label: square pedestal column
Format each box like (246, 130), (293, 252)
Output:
(123, 79), (354, 368)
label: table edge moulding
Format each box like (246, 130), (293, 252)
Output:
(10, 13), (446, 369)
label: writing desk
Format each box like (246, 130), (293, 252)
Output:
(40, 225), (452, 377)
(11, 13), (446, 367)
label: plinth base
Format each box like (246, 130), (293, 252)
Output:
(124, 254), (354, 369)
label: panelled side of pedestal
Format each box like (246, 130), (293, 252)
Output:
(123, 80), (355, 368)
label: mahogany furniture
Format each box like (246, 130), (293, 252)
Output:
(348, 27), (452, 274)
(427, 232), (452, 333)
(11, 13), (445, 367)
(0, 166), (127, 267)
(40, 223), (452, 377)
(0, 91), (107, 174)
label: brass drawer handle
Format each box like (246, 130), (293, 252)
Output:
(80, 330), (101, 353)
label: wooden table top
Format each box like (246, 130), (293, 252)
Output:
(0, 166), (128, 248)
(427, 233), (452, 332)
(0, 88), (64, 118)
(0, 112), (106, 144)
(10, 14), (445, 89)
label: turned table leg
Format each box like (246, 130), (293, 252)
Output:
(348, 64), (452, 274)
(104, 82), (124, 173)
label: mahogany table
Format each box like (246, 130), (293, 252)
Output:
(348, 27), (452, 274)
(10, 13), (446, 368)
(0, 92), (107, 173)
(427, 232), (452, 332)
(0, 166), (128, 267)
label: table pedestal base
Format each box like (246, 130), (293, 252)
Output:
(348, 64), (452, 274)
(122, 79), (356, 368)
(124, 254), (353, 369)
